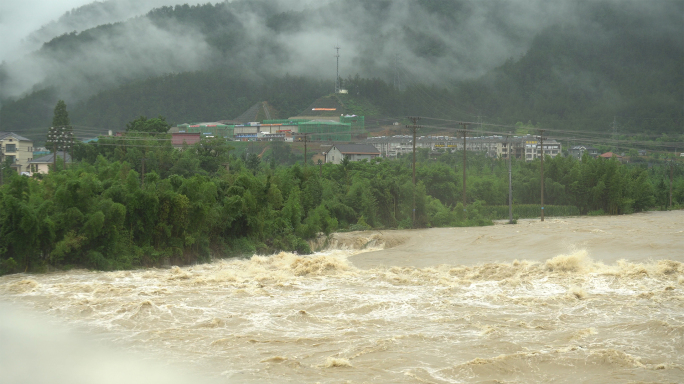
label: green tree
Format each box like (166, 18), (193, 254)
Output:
(126, 116), (171, 133)
(46, 100), (73, 155)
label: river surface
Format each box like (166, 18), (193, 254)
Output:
(2, 211), (683, 383)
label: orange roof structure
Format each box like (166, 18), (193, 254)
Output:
(599, 152), (622, 158)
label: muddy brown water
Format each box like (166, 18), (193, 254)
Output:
(2, 211), (683, 383)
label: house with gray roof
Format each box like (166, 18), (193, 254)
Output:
(324, 144), (380, 164)
(28, 151), (72, 174)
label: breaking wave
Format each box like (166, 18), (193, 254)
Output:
(1, 245), (682, 383)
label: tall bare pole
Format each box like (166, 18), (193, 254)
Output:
(52, 131), (57, 172)
(303, 134), (308, 167)
(460, 123), (468, 209)
(407, 116), (420, 227)
(539, 129), (545, 222)
(69, 131), (74, 169)
(61, 127), (66, 171)
(141, 148), (146, 187)
(0, 139), (4, 185)
(334, 45), (341, 94)
(612, 116), (618, 153)
(670, 160), (674, 209)
(508, 132), (513, 224)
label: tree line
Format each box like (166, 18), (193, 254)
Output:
(1, 121), (682, 275)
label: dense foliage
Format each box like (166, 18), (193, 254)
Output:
(1, 131), (682, 275)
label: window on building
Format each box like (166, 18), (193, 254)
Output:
(6, 155), (15, 163)
(5, 144), (16, 152)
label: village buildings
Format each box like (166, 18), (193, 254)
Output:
(324, 144), (380, 164)
(365, 134), (561, 161)
(0, 132), (34, 174)
(28, 151), (72, 174)
(569, 145), (600, 159)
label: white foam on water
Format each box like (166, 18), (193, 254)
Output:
(1, 246), (683, 383)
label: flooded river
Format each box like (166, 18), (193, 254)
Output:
(2, 211), (683, 383)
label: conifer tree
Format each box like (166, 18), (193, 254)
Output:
(46, 100), (73, 169)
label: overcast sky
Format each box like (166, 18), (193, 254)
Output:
(0, 0), (94, 61)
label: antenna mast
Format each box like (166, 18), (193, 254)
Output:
(334, 44), (341, 94)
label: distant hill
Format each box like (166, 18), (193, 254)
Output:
(19, 0), (182, 56)
(1, 0), (682, 143)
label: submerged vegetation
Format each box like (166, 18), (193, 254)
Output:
(1, 128), (682, 275)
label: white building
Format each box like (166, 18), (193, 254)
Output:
(523, 139), (561, 161)
(366, 134), (561, 161)
(365, 136), (413, 158)
(0, 132), (34, 174)
(28, 151), (72, 174)
(324, 144), (380, 164)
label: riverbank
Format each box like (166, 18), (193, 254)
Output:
(335, 210), (684, 268)
(1, 210), (682, 383)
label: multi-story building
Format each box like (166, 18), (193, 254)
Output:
(523, 138), (561, 160)
(365, 136), (413, 158)
(366, 134), (560, 161)
(569, 145), (599, 159)
(0, 132), (34, 174)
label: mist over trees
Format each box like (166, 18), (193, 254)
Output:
(1, 0), (681, 140)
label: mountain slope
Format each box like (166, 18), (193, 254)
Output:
(0, 0), (681, 141)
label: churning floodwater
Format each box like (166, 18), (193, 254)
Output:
(2, 211), (683, 383)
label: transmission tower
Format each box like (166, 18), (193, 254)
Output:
(335, 44), (341, 94)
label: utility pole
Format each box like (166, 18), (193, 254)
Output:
(334, 45), (341, 94)
(69, 130), (74, 168)
(539, 129), (546, 222)
(670, 160), (674, 209)
(612, 116), (618, 153)
(407, 116), (420, 227)
(53, 139), (57, 171)
(303, 133), (308, 167)
(0, 139), (4, 186)
(459, 123), (468, 209)
(141, 147), (147, 187)
(508, 132), (513, 224)
(61, 127), (67, 171)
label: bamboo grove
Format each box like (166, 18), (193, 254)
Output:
(1, 134), (682, 275)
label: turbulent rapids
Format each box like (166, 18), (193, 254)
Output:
(2, 211), (683, 383)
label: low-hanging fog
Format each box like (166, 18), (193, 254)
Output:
(0, 0), (680, 104)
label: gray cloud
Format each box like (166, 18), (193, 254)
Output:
(0, 0), (92, 61)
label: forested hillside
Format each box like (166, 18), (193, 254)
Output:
(0, 0), (681, 142)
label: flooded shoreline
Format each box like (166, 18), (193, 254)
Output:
(2, 211), (683, 383)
